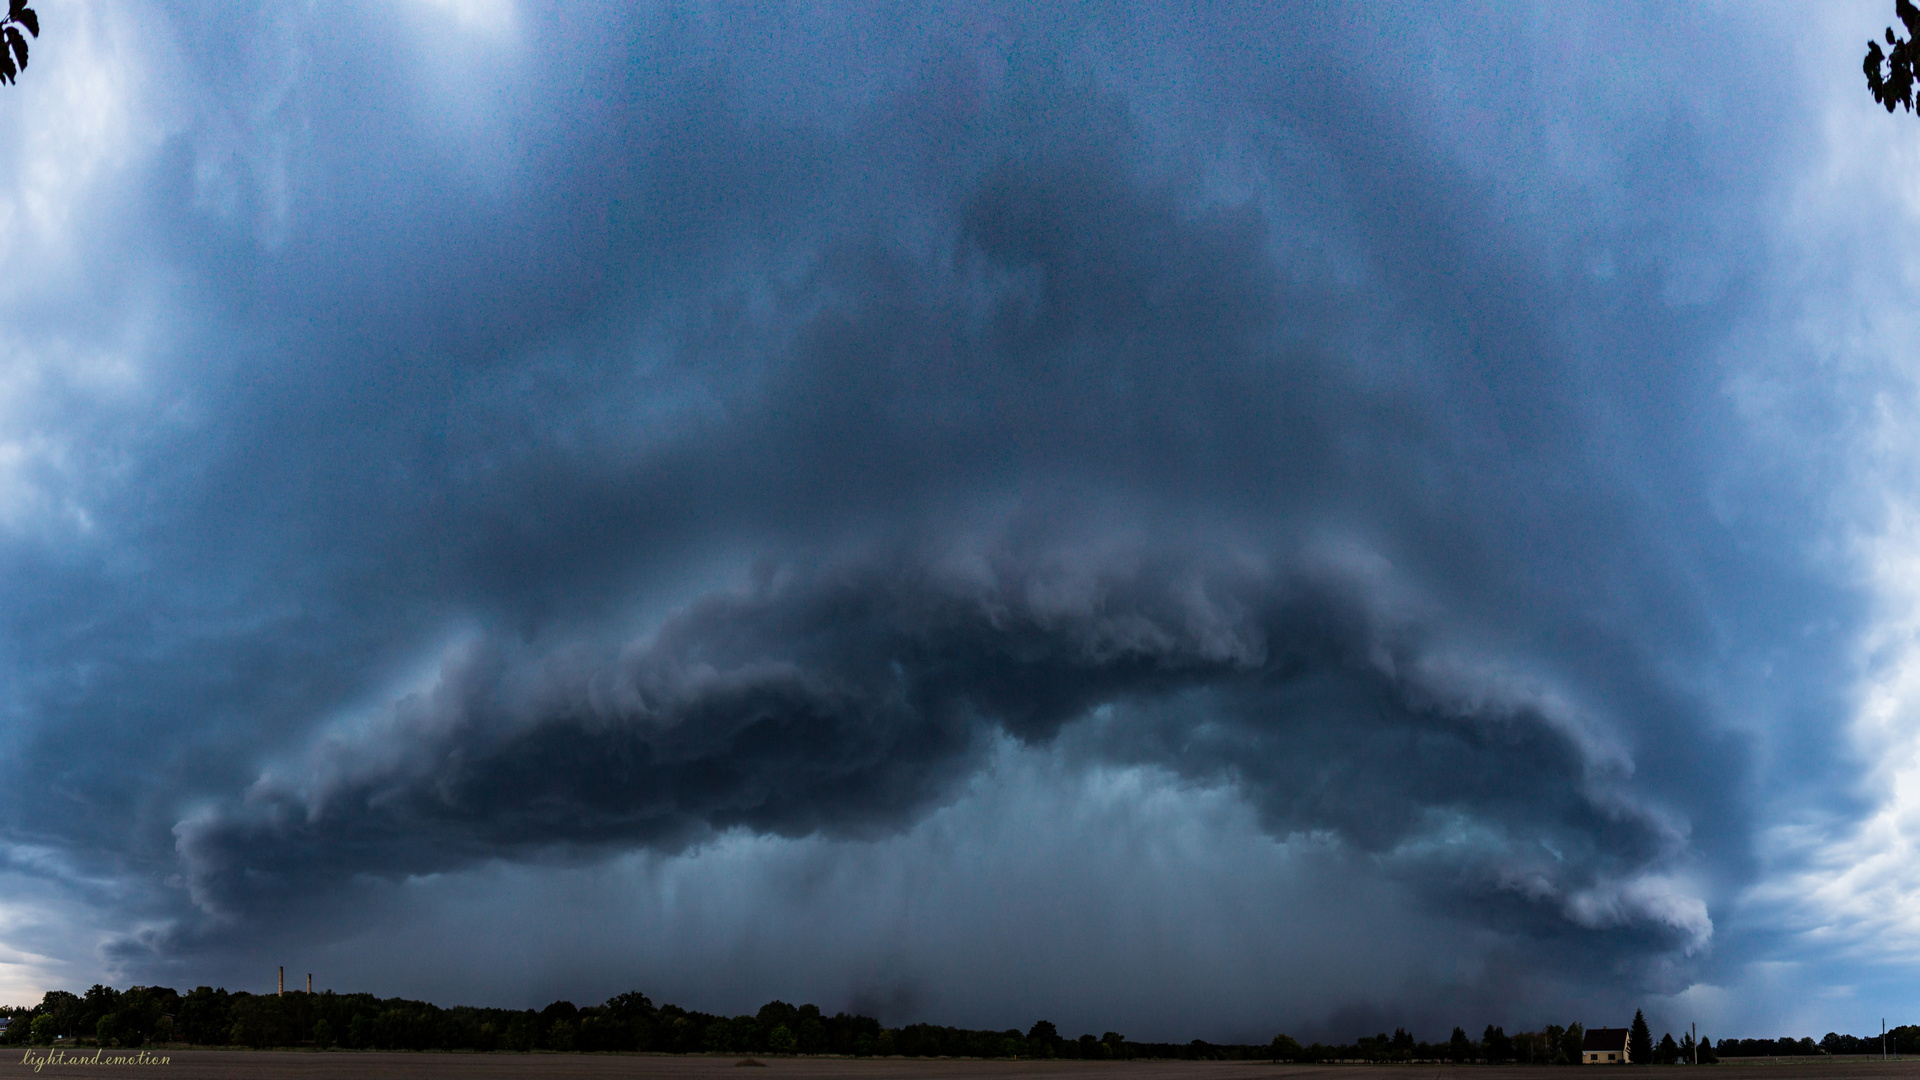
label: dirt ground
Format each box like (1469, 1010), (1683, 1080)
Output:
(10, 1053), (1920, 1080)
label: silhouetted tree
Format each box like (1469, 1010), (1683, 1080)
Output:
(1657, 1032), (1680, 1064)
(794, 1007), (826, 1054)
(0, 0), (35, 86)
(1541, 1024), (1568, 1065)
(1630, 1010), (1654, 1064)
(1027, 1020), (1059, 1058)
(755, 1000), (797, 1033)
(1561, 1022), (1585, 1066)
(1869, 1), (1920, 112)
(1450, 1026), (1474, 1063)
(1484, 1025), (1513, 1063)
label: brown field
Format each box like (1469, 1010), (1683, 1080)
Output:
(10, 1054), (1920, 1080)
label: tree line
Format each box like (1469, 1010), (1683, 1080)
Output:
(1268, 1020), (1721, 1065)
(1272, 1022), (1920, 1064)
(0, 984), (1270, 1059)
(1804, 1026), (1920, 1057)
(0, 983), (1910, 1062)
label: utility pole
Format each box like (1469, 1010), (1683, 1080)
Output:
(1692, 1023), (1698, 1065)
(1884, 1018), (1888, 1061)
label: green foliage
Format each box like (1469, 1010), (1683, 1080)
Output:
(37, 991), (80, 1041)
(312, 1019), (333, 1050)
(369, 1006), (413, 1050)
(1562, 1023), (1585, 1066)
(795, 1010), (826, 1053)
(1512, 1028), (1556, 1064)
(767, 1024), (796, 1055)
(1270, 1033), (1303, 1061)
(537, 999), (579, 1048)
(1539, 1024), (1568, 1065)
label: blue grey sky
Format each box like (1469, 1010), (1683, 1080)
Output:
(0, 0), (1914, 1046)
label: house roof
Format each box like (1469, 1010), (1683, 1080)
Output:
(1583, 1028), (1630, 1052)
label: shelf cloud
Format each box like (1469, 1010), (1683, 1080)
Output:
(0, 0), (1907, 1042)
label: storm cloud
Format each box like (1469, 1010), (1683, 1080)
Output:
(175, 537), (1703, 956)
(0, 0), (1907, 1042)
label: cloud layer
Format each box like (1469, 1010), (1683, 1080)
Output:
(0, 0), (1910, 1040)
(172, 534), (1703, 961)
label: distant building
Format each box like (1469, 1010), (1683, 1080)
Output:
(1584, 1027), (1631, 1064)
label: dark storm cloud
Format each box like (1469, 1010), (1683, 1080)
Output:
(175, 540), (1694, 958)
(0, 0), (1852, 1021)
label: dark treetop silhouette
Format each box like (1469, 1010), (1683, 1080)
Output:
(1867, 0), (1920, 111)
(0, 0), (34, 86)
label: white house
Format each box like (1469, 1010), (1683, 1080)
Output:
(1583, 1027), (1631, 1064)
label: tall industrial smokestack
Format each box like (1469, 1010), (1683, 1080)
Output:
(278, 966), (284, 997)
(307, 973), (312, 994)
